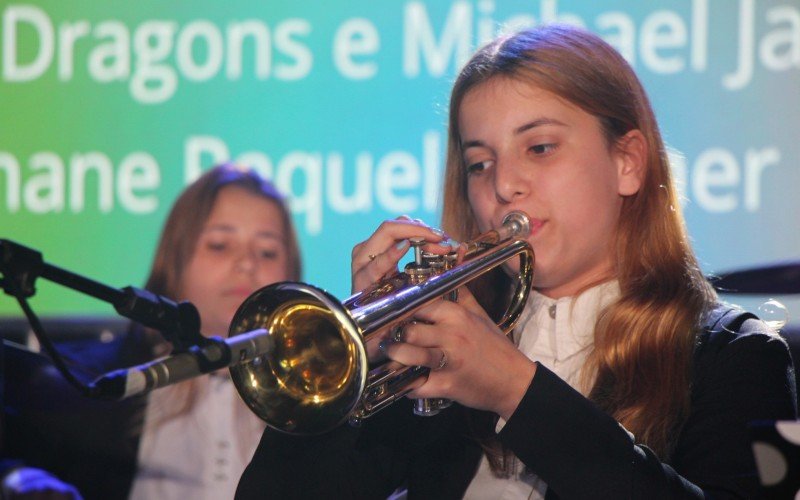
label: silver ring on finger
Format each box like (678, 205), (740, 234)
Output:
(391, 326), (404, 343)
(433, 350), (448, 371)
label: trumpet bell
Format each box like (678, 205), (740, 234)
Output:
(228, 282), (368, 434)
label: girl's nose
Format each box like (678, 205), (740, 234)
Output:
(235, 250), (257, 273)
(494, 159), (529, 203)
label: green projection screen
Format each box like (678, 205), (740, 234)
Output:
(2, 0), (799, 322)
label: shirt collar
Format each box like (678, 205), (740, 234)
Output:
(517, 280), (621, 362)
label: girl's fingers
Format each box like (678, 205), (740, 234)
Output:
(408, 292), (494, 333)
(351, 217), (454, 292)
(352, 217), (448, 262)
(379, 339), (445, 371)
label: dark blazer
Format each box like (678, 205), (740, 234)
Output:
(236, 306), (798, 499)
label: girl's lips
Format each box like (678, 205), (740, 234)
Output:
(527, 218), (545, 237)
(498, 216), (545, 237)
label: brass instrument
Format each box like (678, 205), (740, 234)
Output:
(227, 211), (534, 435)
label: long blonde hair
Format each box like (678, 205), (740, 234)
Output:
(441, 25), (717, 468)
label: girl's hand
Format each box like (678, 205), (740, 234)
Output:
(380, 287), (536, 420)
(351, 216), (456, 363)
(350, 216), (454, 294)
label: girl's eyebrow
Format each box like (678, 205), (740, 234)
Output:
(255, 232), (282, 241)
(203, 224), (235, 233)
(513, 117), (567, 135)
(461, 117), (568, 151)
(203, 224), (281, 239)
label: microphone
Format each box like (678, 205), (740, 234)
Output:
(90, 329), (273, 400)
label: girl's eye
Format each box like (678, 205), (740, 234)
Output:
(529, 143), (556, 155)
(207, 241), (227, 252)
(466, 160), (493, 175)
(259, 250), (279, 259)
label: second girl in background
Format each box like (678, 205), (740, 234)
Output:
(128, 164), (301, 500)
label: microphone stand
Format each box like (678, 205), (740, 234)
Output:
(0, 239), (241, 400)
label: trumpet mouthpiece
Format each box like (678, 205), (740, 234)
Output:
(501, 211), (531, 239)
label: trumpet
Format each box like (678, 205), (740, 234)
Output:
(227, 211), (534, 435)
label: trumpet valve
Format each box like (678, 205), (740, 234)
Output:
(409, 237), (427, 265)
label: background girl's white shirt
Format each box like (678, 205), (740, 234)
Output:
(464, 281), (620, 500)
(129, 374), (265, 500)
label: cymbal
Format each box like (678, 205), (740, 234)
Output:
(711, 261), (800, 295)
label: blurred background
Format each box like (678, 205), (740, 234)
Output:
(1, 0), (798, 332)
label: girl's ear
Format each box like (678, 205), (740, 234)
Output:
(614, 129), (647, 196)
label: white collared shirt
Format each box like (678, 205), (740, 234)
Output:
(129, 373), (265, 500)
(464, 281), (620, 500)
